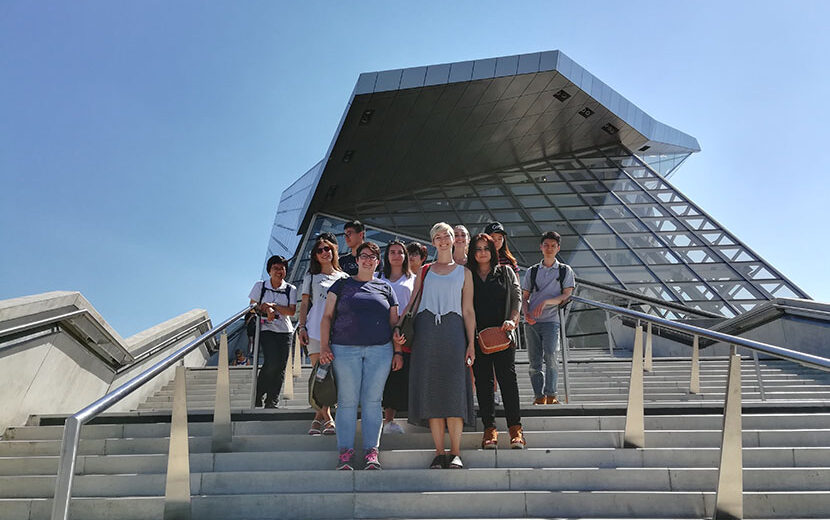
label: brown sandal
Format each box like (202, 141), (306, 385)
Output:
(481, 426), (498, 449)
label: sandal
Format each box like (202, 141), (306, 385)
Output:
(321, 419), (336, 435)
(429, 454), (446, 469)
(448, 455), (463, 469)
(308, 419), (322, 436)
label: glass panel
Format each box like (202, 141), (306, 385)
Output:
(560, 207), (598, 220)
(517, 195), (551, 208)
(583, 234), (627, 249)
(509, 184), (541, 195)
(573, 266), (618, 284)
(561, 250), (604, 267)
(527, 207), (562, 221)
(570, 220), (612, 234)
(548, 194), (584, 207)
(613, 266), (658, 283)
(595, 249), (643, 266)
(650, 264), (698, 282)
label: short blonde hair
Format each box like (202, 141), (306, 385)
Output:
(430, 222), (454, 241)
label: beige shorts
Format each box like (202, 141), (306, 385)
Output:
(307, 337), (322, 355)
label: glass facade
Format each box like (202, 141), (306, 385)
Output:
(265, 144), (808, 348)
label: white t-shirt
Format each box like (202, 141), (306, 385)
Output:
(248, 279), (296, 334)
(377, 272), (415, 320)
(301, 270), (349, 340)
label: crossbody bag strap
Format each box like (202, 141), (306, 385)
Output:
(501, 266), (511, 321)
(407, 264), (431, 318)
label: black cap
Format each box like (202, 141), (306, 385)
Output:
(484, 222), (506, 236)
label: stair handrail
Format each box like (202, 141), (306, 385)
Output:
(50, 304), (254, 520)
(570, 295), (830, 371)
(569, 294), (830, 520)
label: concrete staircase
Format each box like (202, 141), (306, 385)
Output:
(2, 351), (830, 519)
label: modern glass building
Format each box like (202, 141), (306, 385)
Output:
(264, 50), (808, 348)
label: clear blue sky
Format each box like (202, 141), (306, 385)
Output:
(1, 1), (828, 337)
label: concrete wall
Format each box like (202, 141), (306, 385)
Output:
(0, 292), (212, 434)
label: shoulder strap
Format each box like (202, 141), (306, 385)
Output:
(530, 265), (539, 292)
(558, 264), (568, 293)
(258, 281), (267, 304)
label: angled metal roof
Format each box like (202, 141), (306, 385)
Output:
(299, 50), (700, 233)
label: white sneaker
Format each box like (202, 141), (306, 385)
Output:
(383, 421), (404, 434)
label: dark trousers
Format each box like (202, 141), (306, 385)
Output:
(256, 331), (291, 404)
(472, 343), (521, 429)
(382, 352), (410, 411)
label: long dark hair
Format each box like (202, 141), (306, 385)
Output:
(308, 236), (341, 275)
(383, 240), (411, 278)
(498, 234), (518, 269)
(467, 233), (499, 272)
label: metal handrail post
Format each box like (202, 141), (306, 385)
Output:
(163, 365), (191, 520)
(212, 333), (232, 452)
(713, 345), (744, 519)
(623, 323), (645, 448)
(605, 311), (615, 356)
(559, 307), (570, 404)
(644, 322), (653, 372)
(249, 317), (261, 408)
(51, 417), (82, 520)
(50, 306), (251, 520)
(752, 350), (766, 401)
(690, 335), (701, 394)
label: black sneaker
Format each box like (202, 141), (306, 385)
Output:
(429, 454), (446, 469)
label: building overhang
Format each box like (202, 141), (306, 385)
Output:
(299, 50), (700, 234)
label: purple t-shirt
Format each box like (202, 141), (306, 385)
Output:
(329, 277), (398, 346)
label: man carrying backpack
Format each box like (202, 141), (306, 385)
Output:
(521, 231), (575, 405)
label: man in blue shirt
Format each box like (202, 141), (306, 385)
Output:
(521, 231), (575, 405)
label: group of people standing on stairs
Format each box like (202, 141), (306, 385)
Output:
(246, 219), (575, 471)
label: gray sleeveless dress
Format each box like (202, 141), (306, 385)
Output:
(407, 266), (475, 426)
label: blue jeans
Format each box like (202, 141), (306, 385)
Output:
(525, 321), (560, 398)
(331, 343), (393, 451)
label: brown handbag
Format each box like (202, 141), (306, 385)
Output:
(477, 266), (516, 354)
(477, 326), (512, 354)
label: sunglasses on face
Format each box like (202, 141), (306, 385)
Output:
(315, 246), (332, 254)
(474, 247), (489, 253)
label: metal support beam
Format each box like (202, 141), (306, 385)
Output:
(713, 346), (744, 520)
(752, 350), (766, 401)
(644, 321), (653, 372)
(212, 333), (232, 453)
(690, 335), (700, 394)
(623, 323), (645, 448)
(164, 365), (191, 520)
(249, 318), (261, 408)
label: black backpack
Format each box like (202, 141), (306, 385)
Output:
(529, 263), (573, 310)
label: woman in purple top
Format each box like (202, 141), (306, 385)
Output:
(319, 242), (405, 470)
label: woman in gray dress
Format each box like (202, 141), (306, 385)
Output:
(397, 222), (476, 469)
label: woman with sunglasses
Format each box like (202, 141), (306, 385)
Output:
(319, 242), (404, 470)
(468, 233), (524, 450)
(378, 240), (415, 435)
(298, 235), (347, 436)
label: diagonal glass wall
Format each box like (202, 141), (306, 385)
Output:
(269, 144), (808, 348)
